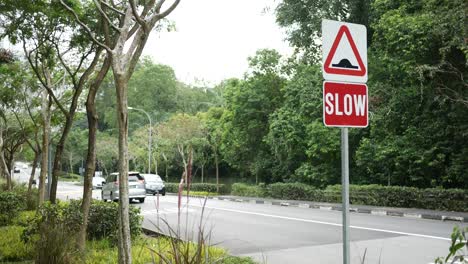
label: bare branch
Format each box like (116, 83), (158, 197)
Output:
(93, 0), (122, 32)
(125, 29), (149, 80)
(22, 40), (47, 89)
(59, 0), (112, 52)
(53, 42), (77, 87)
(129, 0), (146, 29)
(155, 0), (180, 20)
(128, 0), (156, 38)
(76, 47), (103, 94)
(100, 0), (125, 16)
(155, 0), (166, 13)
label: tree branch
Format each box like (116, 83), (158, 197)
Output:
(129, 0), (146, 29)
(99, 0), (126, 16)
(155, 0), (180, 20)
(59, 0), (112, 52)
(93, 0), (122, 33)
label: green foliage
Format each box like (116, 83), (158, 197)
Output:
(0, 226), (35, 262)
(165, 183), (228, 194)
(86, 200), (142, 242)
(276, 0), (372, 63)
(231, 183), (468, 211)
(220, 50), (286, 183)
(435, 226), (468, 264)
(12, 211), (36, 227)
(84, 235), (254, 264)
(231, 183), (268, 198)
(22, 200), (142, 245)
(0, 191), (25, 226)
(269, 182), (318, 201)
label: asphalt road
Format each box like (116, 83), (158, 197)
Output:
(13, 162), (466, 264)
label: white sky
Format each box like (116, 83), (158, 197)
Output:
(143, 0), (293, 86)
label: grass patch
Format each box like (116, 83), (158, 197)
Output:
(0, 226), (254, 263)
(0, 226), (35, 262)
(182, 191), (220, 197)
(58, 172), (82, 182)
(85, 235), (255, 264)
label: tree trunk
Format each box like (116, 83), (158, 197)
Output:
(69, 152), (73, 175)
(0, 128), (12, 190)
(39, 91), (51, 204)
(153, 154), (158, 175)
(215, 150), (219, 193)
(5, 155), (12, 190)
(28, 151), (40, 194)
(49, 115), (74, 203)
(114, 73), (132, 264)
(77, 58), (110, 251)
(201, 164), (204, 183)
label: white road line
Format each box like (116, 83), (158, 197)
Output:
(163, 201), (451, 241)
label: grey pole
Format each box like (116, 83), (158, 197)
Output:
(128, 107), (152, 174)
(341, 127), (350, 264)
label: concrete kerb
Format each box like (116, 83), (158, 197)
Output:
(165, 193), (466, 223)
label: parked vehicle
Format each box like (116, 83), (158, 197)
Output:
(92, 176), (106, 189)
(101, 171), (146, 203)
(141, 174), (166, 196)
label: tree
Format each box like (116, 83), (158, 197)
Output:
(1, 0), (102, 203)
(220, 50), (285, 184)
(201, 107), (225, 191)
(276, 0), (373, 63)
(60, 1), (181, 262)
(157, 114), (205, 180)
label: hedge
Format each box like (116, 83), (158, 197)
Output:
(22, 200), (142, 244)
(165, 183), (228, 194)
(231, 183), (268, 197)
(0, 192), (25, 226)
(230, 183), (468, 212)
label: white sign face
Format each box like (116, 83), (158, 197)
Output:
(322, 19), (367, 83)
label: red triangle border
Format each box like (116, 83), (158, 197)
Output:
(324, 25), (366, 77)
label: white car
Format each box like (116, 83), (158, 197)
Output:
(92, 176), (106, 189)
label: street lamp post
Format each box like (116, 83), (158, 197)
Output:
(128, 107), (152, 174)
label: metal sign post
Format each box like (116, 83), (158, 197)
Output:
(322, 19), (368, 264)
(341, 127), (350, 264)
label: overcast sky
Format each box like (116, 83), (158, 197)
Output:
(143, 0), (293, 86)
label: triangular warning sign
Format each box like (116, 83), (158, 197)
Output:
(324, 25), (366, 77)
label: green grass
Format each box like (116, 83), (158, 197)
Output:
(85, 235), (255, 264)
(182, 191), (220, 197)
(0, 225), (255, 263)
(58, 172), (82, 182)
(0, 226), (35, 262)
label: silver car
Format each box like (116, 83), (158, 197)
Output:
(102, 171), (146, 203)
(141, 174), (166, 196)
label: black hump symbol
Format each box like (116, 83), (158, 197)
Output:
(332, 59), (358, 69)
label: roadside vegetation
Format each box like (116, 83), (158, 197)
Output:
(0, 179), (255, 264)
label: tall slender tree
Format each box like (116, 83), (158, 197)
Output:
(60, 1), (181, 262)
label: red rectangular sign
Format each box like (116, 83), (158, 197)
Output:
(323, 81), (368, 127)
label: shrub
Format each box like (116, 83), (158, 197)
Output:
(269, 182), (319, 201)
(166, 182), (228, 194)
(23, 200), (142, 244)
(0, 226), (34, 262)
(0, 191), (25, 226)
(231, 183), (268, 197)
(324, 185), (468, 211)
(87, 199), (142, 241)
(84, 235), (256, 264)
(231, 183), (468, 211)
(12, 211), (36, 227)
